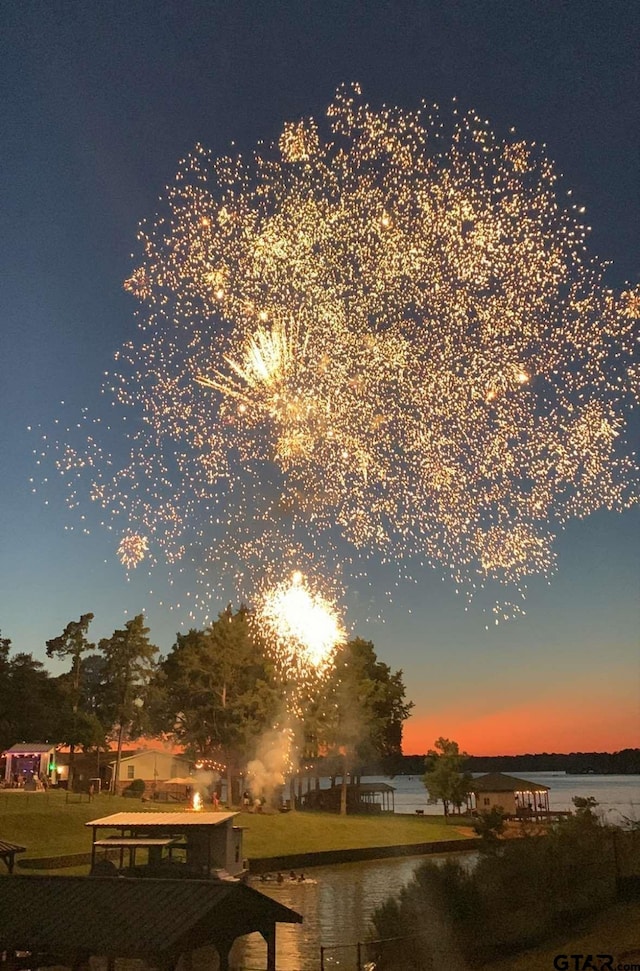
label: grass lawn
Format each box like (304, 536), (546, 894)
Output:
(0, 790), (470, 867)
(237, 807), (470, 857)
(486, 899), (640, 971)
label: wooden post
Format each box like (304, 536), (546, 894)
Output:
(217, 941), (232, 971)
(265, 926), (277, 971)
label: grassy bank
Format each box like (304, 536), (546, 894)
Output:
(486, 899), (640, 971)
(0, 790), (470, 867)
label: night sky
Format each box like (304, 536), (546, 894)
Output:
(2, 1), (638, 755)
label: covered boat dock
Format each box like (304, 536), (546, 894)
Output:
(0, 874), (302, 971)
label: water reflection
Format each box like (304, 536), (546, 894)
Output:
(232, 852), (475, 971)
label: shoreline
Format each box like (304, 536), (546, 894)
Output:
(246, 837), (481, 874)
(17, 836), (482, 873)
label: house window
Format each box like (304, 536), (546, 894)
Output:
(127, 766), (135, 779)
(484, 797), (490, 806)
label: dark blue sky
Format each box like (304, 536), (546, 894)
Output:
(1, 1), (638, 753)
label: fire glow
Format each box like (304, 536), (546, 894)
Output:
(192, 791), (203, 812)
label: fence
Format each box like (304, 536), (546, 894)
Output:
(320, 933), (460, 971)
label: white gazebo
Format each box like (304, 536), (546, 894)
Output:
(2, 744), (56, 786)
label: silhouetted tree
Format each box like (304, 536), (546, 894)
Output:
(319, 638), (413, 814)
(423, 737), (472, 816)
(98, 614), (158, 791)
(46, 613), (95, 787)
(152, 607), (280, 804)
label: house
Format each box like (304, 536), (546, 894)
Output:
(87, 810), (247, 880)
(107, 749), (194, 795)
(0, 875), (302, 971)
(468, 772), (550, 817)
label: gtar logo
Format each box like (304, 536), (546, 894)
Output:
(553, 957), (640, 971)
(553, 958), (614, 971)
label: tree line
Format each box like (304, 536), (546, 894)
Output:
(0, 608), (412, 804)
(399, 747), (640, 775)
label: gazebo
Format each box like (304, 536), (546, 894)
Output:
(0, 875), (302, 971)
(2, 743), (56, 786)
(468, 772), (550, 818)
(302, 781), (396, 814)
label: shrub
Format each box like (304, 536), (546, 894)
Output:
(370, 808), (620, 967)
(473, 805), (505, 844)
(124, 778), (145, 797)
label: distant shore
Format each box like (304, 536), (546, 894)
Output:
(396, 748), (640, 775)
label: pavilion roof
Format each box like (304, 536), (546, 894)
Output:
(3, 743), (55, 755)
(354, 782), (395, 793)
(0, 840), (26, 853)
(87, 811), (239, 829)
(105, 750), (192, 766)
(471, 772), (550, 793)
(0, 875), (302, 960)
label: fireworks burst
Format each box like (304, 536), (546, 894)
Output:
(117, 531), (149, 570)
(254, 572), (346, 686)
(37, 84), (639, 622)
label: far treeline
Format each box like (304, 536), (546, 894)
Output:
(396, 749), (640, 776)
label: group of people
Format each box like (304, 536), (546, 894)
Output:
(242, 790), (265, 812)
(2, 773), (48, 790)
(260, 870), (308, 883)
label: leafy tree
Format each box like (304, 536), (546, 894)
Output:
(152, 606), (280, 804)
(0, 636), (61, 752)
(98, 614), (158, 791)
(318, 638), (413, 814)
(422, 737), (472, 817)
(46, 613), (96, 786)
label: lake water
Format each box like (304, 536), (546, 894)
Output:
(231, 773), (639, 971)
(370, 771), (640, 823)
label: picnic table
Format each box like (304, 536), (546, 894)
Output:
(0, 839), (26, 874)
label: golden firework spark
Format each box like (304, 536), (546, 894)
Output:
(41, 85), (639, 621)
(255, 571), (346, 684)
(117, 531), (148, 569)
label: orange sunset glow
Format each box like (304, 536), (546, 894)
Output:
(402, 683), (640, 756)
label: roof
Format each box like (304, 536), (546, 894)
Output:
(87, 811), (239, 829)
(3, 743), (55, 755)
(0, 840), (26, 854)
(327, 782), (396, 793)
(93, 837), (182, 848)
(0, 876), (302, 959)
(106, 749), (192, 766)
(471, 772), (550, 793)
